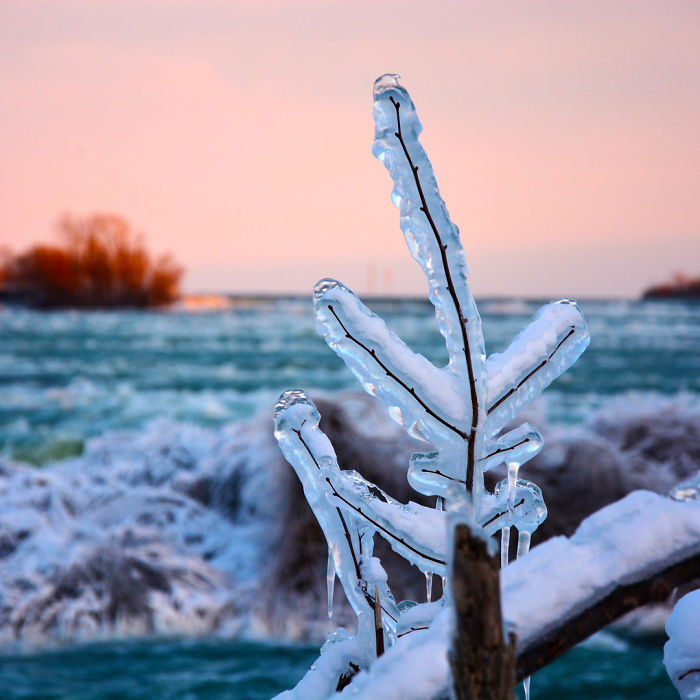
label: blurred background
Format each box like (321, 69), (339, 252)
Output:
(0, 2), (698, 699)
(2, 0), (699, 298)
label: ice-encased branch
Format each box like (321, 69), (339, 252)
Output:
(372, 75), (484, 400)
(315, 76), (589, 502)
(275, 395), (546, 578)
(314, 280), (474, 498)
(275, 391), (448, 577)
(314, 280), (468, 438)
(477, 423), (543, 472)
(484, 300), (589, 436)
(274, 391), (399, 652)
(373, 75), (485, 494)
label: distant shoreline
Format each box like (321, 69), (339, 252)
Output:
(641, 276), (700, 300)
(2, 290), (699, 311)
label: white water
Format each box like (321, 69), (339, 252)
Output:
(0, 392), (697, 648)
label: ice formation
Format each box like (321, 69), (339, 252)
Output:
(273, 75), (591, 698)
(665, 590), (700, 700)
(330, 492), (700, 700)
(0, 393), (696, 650)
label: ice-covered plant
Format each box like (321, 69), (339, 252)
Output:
(273, 74), (589, 697)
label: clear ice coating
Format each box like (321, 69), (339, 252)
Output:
(500, 527), (511, 569)
(669, 470), (700, 502)
(273, 75), (589, 697)
(664, 590), (700, 700)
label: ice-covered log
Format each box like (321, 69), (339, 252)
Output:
(328, 492), (700, 700)
(508, 491), (700, 676)
(523, 490), (697, 684)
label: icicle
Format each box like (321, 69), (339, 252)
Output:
(507, 461), (520, 509)
(427, 497), (443, 599)
(516, 515), (532, 700)
(516, 529), (531, 560)
(326, 547), (336, 627)
(500, 526), (511, 568)
(516, 524), (534, 699)
(513, 516), (534, 700)
(499, 461), (520, 569)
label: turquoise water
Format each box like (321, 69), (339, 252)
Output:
(0, 299), (696, 698)
(0, 637), (676, 699)
(1, 298), (698, 462)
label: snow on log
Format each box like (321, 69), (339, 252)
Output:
(330, 491), (700, 700)
(509, 490), (700, 678)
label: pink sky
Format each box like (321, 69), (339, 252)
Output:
(1, 0), (698, 298)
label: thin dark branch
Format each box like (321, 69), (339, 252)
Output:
(361, 582), (398, 624)
(336, 662), (360, 692)
(481, 498), (526, 529)
(515, 550), (700, 681)
(420, 468), (466, 485)
(389, 97), (478, 492)
(679, 669), (700, 681)
(293, 426), (400, 622)
(488, 327), (576, 415)
(327, 304), (467, 440)
(396, 625), (429, 638)
(480, 438), (530, 461)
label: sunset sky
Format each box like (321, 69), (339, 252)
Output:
(2, 0), (698, 298)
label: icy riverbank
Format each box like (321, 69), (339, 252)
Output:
(0, 392), (697, 648)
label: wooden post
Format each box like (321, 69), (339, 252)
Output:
(450, 523), (515, 700)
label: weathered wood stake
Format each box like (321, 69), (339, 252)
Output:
(450, 523), (515, 700)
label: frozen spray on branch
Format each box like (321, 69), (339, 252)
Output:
(273, 75), (589, 696)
